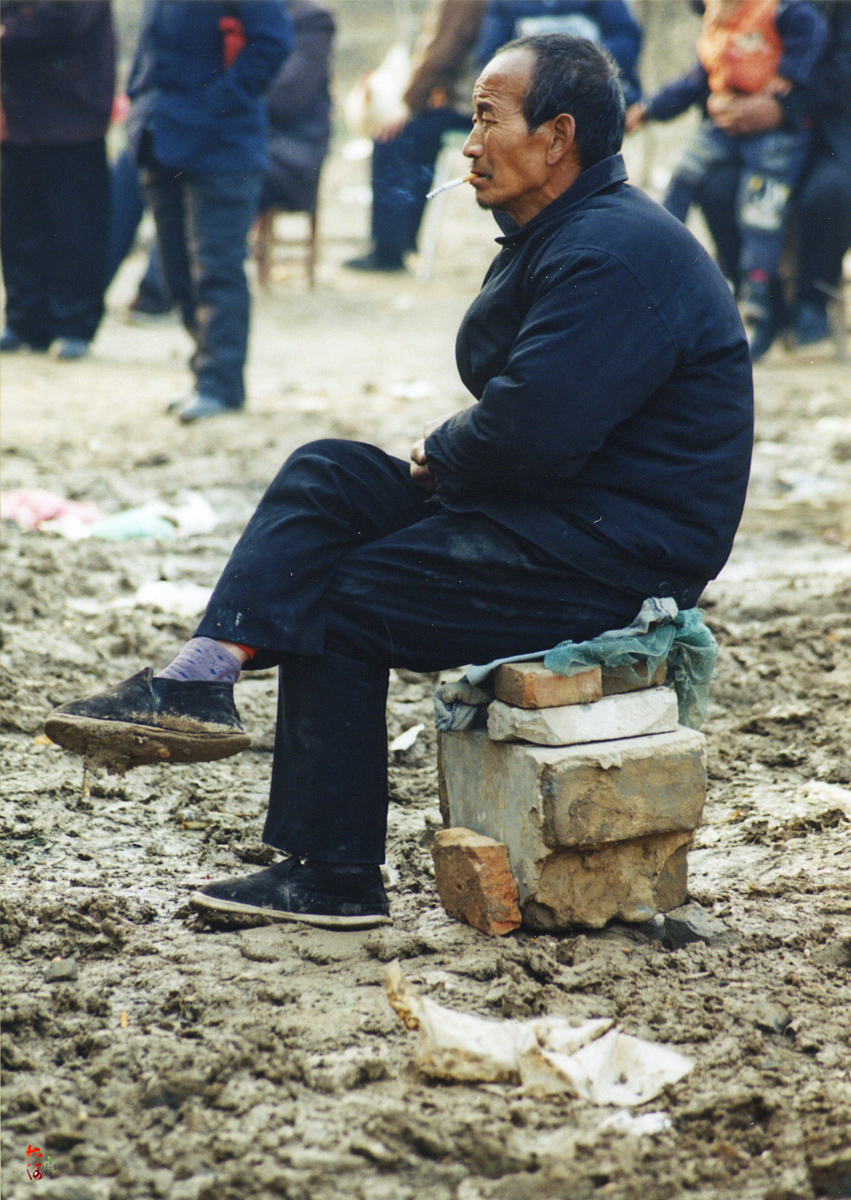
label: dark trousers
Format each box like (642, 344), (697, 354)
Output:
(195, 440), (643, 864)
(664, 121), (810, 277)
(141, 163), (263, 407)
(107, 146), (168, 302)
(696, 147), (851, 308)
(370, 107), (471, 262)
(0, 140), (110, 345)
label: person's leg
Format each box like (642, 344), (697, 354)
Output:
(108, 145), (146, 287)
(180, 170), (264, 413)
(736, 129), (812, 359)
(693, 159), (742, 289)
(793, 153), (851, 343)
(662, 122), (734, 225)
(0, 144), (53, 350)
(260, 507), (642, 866)
(142, 164), (196, 333)
(46, 440), (641, 923)
(349, 108), (471, 271)
(44, 140), (110, 350)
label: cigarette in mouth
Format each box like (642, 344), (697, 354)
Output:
(426, 174), (474, 200)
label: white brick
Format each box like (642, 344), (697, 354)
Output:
(487, 687), (679, 746)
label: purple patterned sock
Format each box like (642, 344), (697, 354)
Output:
(155, 637), (242, 684)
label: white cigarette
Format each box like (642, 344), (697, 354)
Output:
(426, 174), (473, 200)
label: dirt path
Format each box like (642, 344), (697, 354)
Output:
(2, 133), (851, 1200)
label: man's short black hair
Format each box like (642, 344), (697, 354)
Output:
(496, 34), (625, 168)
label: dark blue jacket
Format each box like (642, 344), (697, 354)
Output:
(0, 0), (115, 145)
(425, 156), (754, 610)
(126, 0), (291, 173)
(782, 0), (851, 166)
(475, 0), (642, 104)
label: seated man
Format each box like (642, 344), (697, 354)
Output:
(46, 35), (754, 931)
(258, 0), (335, 216)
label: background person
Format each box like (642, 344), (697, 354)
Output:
(0, 0), (115, 360)
(474, 0), (642, 104)
(46, 35), (753, 930)
(124, 0), (291, 423)
(259, 0), (335, 216)
(626, 0), (827, 361)
(695, 0), (851, 351)
(345, 0), (487, 273)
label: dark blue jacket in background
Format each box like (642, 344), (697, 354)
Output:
(425, 156), (754, 610)
(475, 0), (642, 104)
(126, 0), (292, 174)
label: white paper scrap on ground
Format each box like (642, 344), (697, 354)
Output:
(389, 724), (425, 753)
(385, 963), (692, 1103)
(68, 581), (212, 618)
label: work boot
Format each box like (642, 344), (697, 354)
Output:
(740, 275), (780, 363)
(51, 337), (90, 361)
(794, 302), (831, 347)
(1, 326), (49, 353)
(173, 393), (239, 423)
(343, 249), (406, 273)
(191, 858), (392, 928)
(44, 668), (250, 772)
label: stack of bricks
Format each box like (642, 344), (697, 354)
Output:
(436, 659), (707, 932)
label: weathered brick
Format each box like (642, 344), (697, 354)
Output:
(487, 687), (679, 746)
(492, 661), (602, 709)
(521, 832), (692, 930)
(601, 659), (667, 695)
(431, 827), (521, 936)
(438, 727), (706, 930)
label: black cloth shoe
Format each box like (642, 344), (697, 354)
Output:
(190, 858), (392, 929)
(343, 249), (406, 273)
(174, 393), (239, 423)
(44, 668), (250, 772)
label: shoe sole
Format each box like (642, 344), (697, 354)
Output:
(44, 714), (250, 774)
(189, 890), (392, 929)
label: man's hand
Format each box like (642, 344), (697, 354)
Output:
(707, 91), (784, 135)
(374, 114), (409, 143)
(409, 413), (455, 491)
(624, 101), (647, 133)
(409, 438), (435, 490)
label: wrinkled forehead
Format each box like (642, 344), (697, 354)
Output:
(472, 48), (535, 114)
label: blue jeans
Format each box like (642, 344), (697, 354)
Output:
(370, 107), (472, 262)
(108, 146), (168, 301)
(195, 439), (643, 862)
(664, 121), (811, 277)
(142, 163), (263, 407)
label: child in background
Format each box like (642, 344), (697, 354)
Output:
(627, 0), (827, 360)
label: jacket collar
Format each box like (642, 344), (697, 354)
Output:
(494, 154), (628, 244)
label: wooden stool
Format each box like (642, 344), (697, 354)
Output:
(253, 203), (319, 288)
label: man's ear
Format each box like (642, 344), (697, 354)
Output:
(546, 112), (576, 164)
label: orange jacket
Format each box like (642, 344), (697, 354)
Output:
(698, 0), (783, 93)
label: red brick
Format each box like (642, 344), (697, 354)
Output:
(492, 662), (602, 709)
(601, 659), (667, 695)
(431, 828), (521, 936)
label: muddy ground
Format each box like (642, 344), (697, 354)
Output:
(3, 75), (851, 1200)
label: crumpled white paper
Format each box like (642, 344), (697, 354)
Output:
(385, 963), (692, 1105)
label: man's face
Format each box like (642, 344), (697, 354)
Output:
(464, 49), (556, 227)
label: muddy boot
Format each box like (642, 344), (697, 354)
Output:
(190, 858), (392, 929)
(44, 667), (250, 773)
